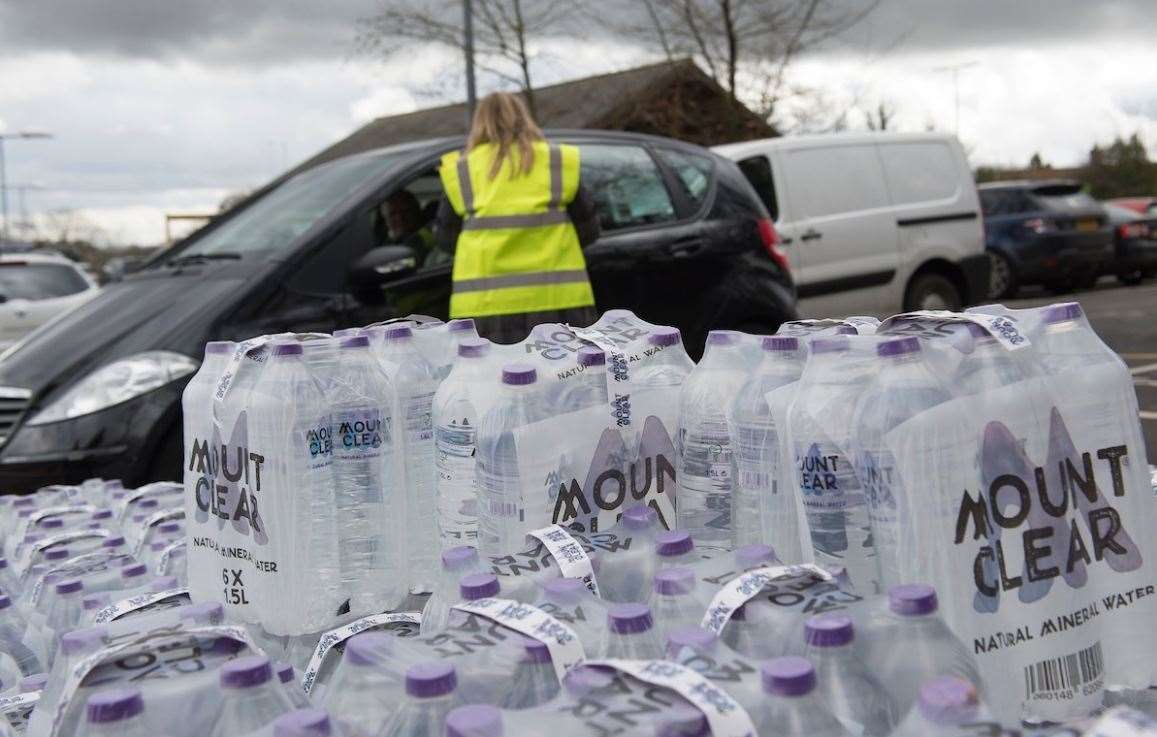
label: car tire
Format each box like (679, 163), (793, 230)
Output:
(1118, 271), (1145, 286)
(904, 272), (963, 312)
(988, 252), (1018, 300)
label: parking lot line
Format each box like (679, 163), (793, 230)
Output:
(1140, 411), (1157, 421)
(1121, 353), (1157, 360)
(1128, 362), (1157, 376)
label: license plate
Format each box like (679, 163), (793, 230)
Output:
(1076, 218), (1098, 232)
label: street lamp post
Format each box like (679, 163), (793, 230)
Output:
(0, 131), (53, 244)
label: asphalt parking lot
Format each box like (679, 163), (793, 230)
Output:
(1004, 278), (1157, 462)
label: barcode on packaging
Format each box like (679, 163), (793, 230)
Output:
(1023, 642), (1104, 699)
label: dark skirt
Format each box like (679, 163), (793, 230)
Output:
(471, 306), (600, 345)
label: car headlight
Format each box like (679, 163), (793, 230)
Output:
(26, 351), (199, 425)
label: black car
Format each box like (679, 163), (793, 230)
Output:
(0, 130), (796, 492)
(1103, 202), (1157, 286)
(978, 180), (1113, 298)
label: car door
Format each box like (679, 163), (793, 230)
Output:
(777, 143), (899, 317)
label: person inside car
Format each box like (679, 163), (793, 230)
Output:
(382, 189), (444, 266)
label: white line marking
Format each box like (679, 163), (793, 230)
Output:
(1140, 411), (1157, 421)
(1129, 362), (1157, 376)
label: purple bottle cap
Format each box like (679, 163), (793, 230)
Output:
(962, 322), (990, 338)
(121, 562), (148, 580)
(804, 614), (854, 647)
(656, 709), (710, 737)
(811, 337), (850, 354)
(833, 325), (858, 335)
(519, 636), (552, 664)
(91, 509), (114, 521)
(458, 338), (490, 358)
(446, 704), (504, 737)
(878, 337), (921, 358)
(206, 637), (247, 657)
(666, 626), (717, 657)
(149, 541), (168, 552)
(648, 327), (681, 347)
(150, 576), (179, 591)
(101, 535), (127, 548)
(621, 504), (657, 531)
(276, 661), (296, 684)
(442, 545), (480, 570)
(40, 518), (64, 530)
(83, 594), (110, 611)
(205, 341), (235, 356)
(1043, 302), (1082, 324)
(448, 318), (477, 333)
(501, 363), (537, 386)
(332, 327), (362, 338)
(220, 655), (274, 689)
(339, 335), (370, 350)
(0, 558), (7, 570)
(44, 547), (70, 561)
(158, 522), (181, 534)
(0, 595), (10, 611)
(459, 573), (500, 601)
(542, 577), (586, 601)
(62, 627), (108, 656)
(607, 603), (653, 635)
(563, 666), (615, 697)
(763, 335), (799, 352)
(12, 497), (34, 508)
(735, 543), (777, 569)
(653, 567), (696, 596)
(918, 677), (980, 724)
(179, 601), (225, 624)
(577, 346), (605, 367)
(56, 578), (83, 595)
(19, 674), (47, 692)
(274, 709), (332, 737)
(85, 687), (144, 724)
(405, 661), (457, 698)
(762, 656), (816, 696)
(706, 330), (740, 346)
(655, 530), (693, 557)
(345, 632), (392, 666)
(385, 324), (414, 341)
(889, 583), (939, 616)
(137, 498), (159, 510)
(272, 342), (303, 357)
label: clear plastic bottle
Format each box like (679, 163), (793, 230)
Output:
(377, 662), (462, 737)
(377, 325), (440, 592)
(502, 636), (560, 709)
(654, 530), (697, 568)
(433, 338), (492, 551)
(558, 347), (609, 412)
(475, 364), (547, 558)
(852, 337), (952, 590)
(209, 655), (295, 736)
(891, 677), (985, 737)
(953, 322), (1030, 393)
(730, 335), (804, 551)
(647, 567), (708, 643)
(332, 334), (404, 615)
(599, 504), (660, 603)
(721, 599), (789, 661)
(633, 328), (695, 388)
(534, 577), (608, 655)
(45, 578), (86, 638)
(78, 687), (147, 737)
(273, 708), (335, 737)
(752, 657), (851, 737)
(604, 603), (663, 660)
(324, 633), (400, 737)
(276, 661), (312, 709)
(803, 614), (897, 737)
(422, 546), (488, 633)
(445, 704), (504, 737)
(677, 330), (749, 551)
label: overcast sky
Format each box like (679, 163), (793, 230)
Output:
(0, 0), (1154, 246)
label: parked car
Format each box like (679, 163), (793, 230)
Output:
(0, 130), (795, 491)
(1108, 197), (1157, 216)
(0, 252), (98, 353)
(713, 132), (989, 317)
(1103, 202), (1157, 286)
(978, 180), (1113, 299)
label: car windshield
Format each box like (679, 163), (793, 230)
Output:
(0, 262), (89, 301)
(1030, 184), (1099, 212)
(171, 151), (403, 259)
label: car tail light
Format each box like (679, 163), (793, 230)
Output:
(1117, 222), (1149, 239)
(1023, 217), (1056, 234)
(758, 218), (791, 274)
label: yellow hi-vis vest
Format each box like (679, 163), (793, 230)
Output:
(439, 141), (595, 318)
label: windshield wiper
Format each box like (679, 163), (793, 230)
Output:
(164, 252), (243, 267)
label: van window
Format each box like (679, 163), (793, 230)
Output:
(654, 148), (713, 210)
(0, 263), (88, 300)
(880, 142), (959, 205)
(783, 145), (888, 219)
(580, 145), (676, 231)
(737, 155), (779, 220)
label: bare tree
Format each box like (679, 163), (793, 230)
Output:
(863, 99), (897, 131)
(36, 209), (105, 246)
(358, 0), (578, 118)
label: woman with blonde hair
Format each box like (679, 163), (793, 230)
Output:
(436, 91), (600, 342)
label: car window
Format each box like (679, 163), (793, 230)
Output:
(0, 262), (89, 301)
(1031, 185), (1099, 212)
(369, 170), (449, 270)
(737, 155), (779, 220)
(654, 148), (713, 210)
(782, 144), (888, 219)
(579, 144), (676, 231)
(880, 142), (960, 205)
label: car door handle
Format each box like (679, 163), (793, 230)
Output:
(800, 229), (823, 242)
(666, 238), (706, 258)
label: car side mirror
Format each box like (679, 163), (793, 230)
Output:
(351, 245), (419, 290)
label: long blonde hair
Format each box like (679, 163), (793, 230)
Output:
(466, 92), (544, 180)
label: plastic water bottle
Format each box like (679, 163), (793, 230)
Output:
(731, 336), (804, 551)
(655, 530), (697, 568)
(422, 546), (487, 633)
(324, 633), (400, 737)
(558, 347), (609, 412)
(475, 364), (547, 558)
(273, 709), (335, 737)
(332, 334), (404, 615)
(534, 577), (608, 655)
(647, 567), (709, 642)
(891, 677), (985, 737)
(446, 704), (504, 737)
(677, 330), (749, 551)
(852, 337), (952, 590)
(377, 325), (439, 592)
(209, 655), (295, 736)
(752, 657), (851, 737)
(182, 339), (236, 442)
(604, 603), (663, 659)
(598, 504), (660, 603)
(45, 578), (86, 638)
(502, 636), (560, 709)
(802, 614), (897, 737)
(378, 662), (462, 737)
(433, 338), (492, 550)
(863, 584), (982, 715)
(721, 599), (790, 661)
(633, 328), (695, 388)
(953, 322), (1030, 393)
(78, 687), (147, 737)
(276, 661), (312, 709)
(0, 558), (16, 596)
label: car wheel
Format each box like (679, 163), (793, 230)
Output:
(988, 252), (1018, 299)
(1118, 271), (1145, 286)
(904, 272), (963, 312)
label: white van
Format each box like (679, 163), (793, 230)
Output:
(714, 132), (989, 317)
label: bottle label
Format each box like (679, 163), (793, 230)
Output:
(526, 524), (601, 596)
(584, 659), (757, 737)
(92, 587), (192, 625)
(0, 691), (37, 732)
(451, 598), (584, 681)
(700, 564), (860, 636)
(300, 611), (422, 694)
(878, 311), (1031, 351)
(571, 325), (635, 429)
